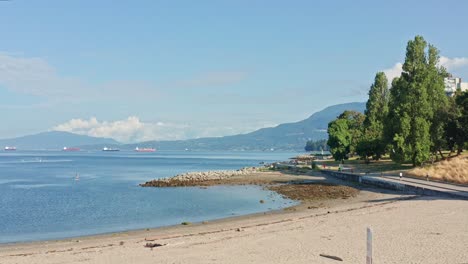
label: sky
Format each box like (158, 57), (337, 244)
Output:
(1, 0), (467, 142)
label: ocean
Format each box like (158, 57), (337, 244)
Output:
(0, 150), (300, 244)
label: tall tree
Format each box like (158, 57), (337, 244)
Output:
(385, 36), (434, 166)
(426, 45), (449, 159)
(358, 72), (389, 161)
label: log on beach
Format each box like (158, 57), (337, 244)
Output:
(319, 254), (343, 261)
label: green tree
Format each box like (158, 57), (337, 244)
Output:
(426, 45), (449, 159)
(457, 91), (468, 152)
(358, 72), (389, 161)
(327, 118), (351, 161)
(337, 110), (365, 154)
(356, 138), (380, 163)
(449, 90), (468, 155)
(444, 95), (464, 156)
(385, 36), (435, 166)
(327, 110), (365, 161)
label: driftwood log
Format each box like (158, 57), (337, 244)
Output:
(319, 254), (343, 261)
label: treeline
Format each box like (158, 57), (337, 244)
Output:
(304, 139), (329, 151)
(327, 36), (468, 166)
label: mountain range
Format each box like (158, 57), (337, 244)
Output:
(125, 102), (366, 151)
(0, 131), (119, 150)
(1, 102), (365, 151)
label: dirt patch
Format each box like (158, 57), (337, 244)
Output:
(268, 183), (359, 201)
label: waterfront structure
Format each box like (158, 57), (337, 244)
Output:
(444, 77), (468, 96)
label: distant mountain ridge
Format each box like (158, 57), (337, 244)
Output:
(123, 102), (366, 151)
(0, 131), (119, 150)
(1, 102), (365, 151)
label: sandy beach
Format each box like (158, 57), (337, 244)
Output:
(1, 171), (467, 264)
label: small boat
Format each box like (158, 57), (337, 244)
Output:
(75, 173), (80, 181)
(102, 147), (120, 152)
(4, 146), (17, 151)
(63, 147), (80, 152)
(135, 147), (156, 152)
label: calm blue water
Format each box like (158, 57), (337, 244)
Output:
(0, 151), (300, 243)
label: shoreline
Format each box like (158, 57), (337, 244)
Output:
(1, 169), (357, 247)
(0, 201), (293, 248)
(3, 170), (467, 263)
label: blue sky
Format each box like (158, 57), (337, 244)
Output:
(1, 0), (467, 142)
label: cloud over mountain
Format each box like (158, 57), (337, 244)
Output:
(53, 116), (273, 143)
(53, 117), (183, 143)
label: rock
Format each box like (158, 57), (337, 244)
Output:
(140, 167), (259, 187)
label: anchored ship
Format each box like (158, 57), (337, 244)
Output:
(4, 146), (17, 151)
(135, 147), (156, 152)
(63, 147), (80, 152)
(102, 147), (120, 152)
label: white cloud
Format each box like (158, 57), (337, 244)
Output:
(382, 56), (468, 82)
(53, 116), (177, 142)
(383, 62), (403, 83)
(53, 116), (272, 143)
(438, 56), (468, 70)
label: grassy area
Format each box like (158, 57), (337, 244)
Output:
(318, 157), (413, 173)
(408, 154), (468, 184)
(314, 152), (468, 185)
(264, 151), (468, 185)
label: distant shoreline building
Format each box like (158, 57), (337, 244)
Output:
(444, 77), (468, 96)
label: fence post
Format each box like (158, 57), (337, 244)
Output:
(366, 227), (373, 264)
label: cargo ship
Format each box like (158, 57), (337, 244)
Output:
(63, 147), (80, 152)
(102, 147), (120, 152)
(135, 147), (156, 152)
(4, 146), (17, 151)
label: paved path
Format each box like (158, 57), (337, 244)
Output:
(365, 172), (468, 199)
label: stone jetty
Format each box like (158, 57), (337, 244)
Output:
(140, 167), (258, 187)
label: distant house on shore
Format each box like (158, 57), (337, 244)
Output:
(444, 77), (468, 97)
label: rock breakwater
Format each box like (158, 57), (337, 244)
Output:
(140, 167), (258, 187)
